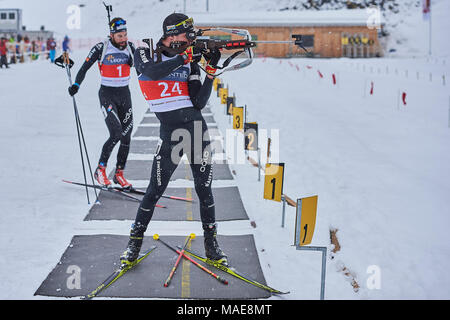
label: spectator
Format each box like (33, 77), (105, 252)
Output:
(62, 35), (71, 53)
(47, 37), (57, 63)
(0, 37), (9, 68)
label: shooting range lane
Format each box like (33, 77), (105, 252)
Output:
(84, 186), (249, 221)
(35, 105), (269, 299)
(111, 159), (233, 181)
(34, 235), (270, 299)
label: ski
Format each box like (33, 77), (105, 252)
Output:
(62, 179), (192, 202)
(125, 188), (194, 203)
(82, 245), (157, 300)
(62, 180), (167, 208)
(155, 234), (228, 285)
(178, 247), (289, 295)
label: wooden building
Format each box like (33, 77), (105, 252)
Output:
(193, 10), (384, 58)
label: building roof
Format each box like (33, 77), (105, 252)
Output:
(192, 9), (384, 27)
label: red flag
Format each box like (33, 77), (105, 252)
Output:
(423, 0), (431, 20)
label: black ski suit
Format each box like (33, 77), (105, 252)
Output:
(74, 40), (136, 169)
(132, 44), (215, 229)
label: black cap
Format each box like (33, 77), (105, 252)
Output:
(162, 13), (194, 38)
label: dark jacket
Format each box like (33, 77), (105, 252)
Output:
(133, 44), (213, 110)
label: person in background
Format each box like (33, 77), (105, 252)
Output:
(47, 37), (57, 63)
(62, 35), (71, 53)
(67, 18), (136, 189)
(8, 36), (16, 64)
(0, 37), (9, 68)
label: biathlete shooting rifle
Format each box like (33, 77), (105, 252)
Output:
(144, 27), (308, 77)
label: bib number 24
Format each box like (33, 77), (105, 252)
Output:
(158, 82), (182, 97)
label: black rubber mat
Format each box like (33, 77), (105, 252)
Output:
(34, 234), (271, 299)
(84, 186), (248, 221)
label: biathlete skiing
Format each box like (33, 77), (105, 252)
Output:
(68, 17), (136, 189)
(120, 13), (228, 266)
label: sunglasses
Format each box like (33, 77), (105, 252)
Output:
(112, 19), (126, 26)
(166, 17), (194, 32)
(175, 17), (193, 28)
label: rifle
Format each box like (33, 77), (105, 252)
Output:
(193, 30), (307, 53)
(103, 2), (113, 27)
(192, 28), (309, 76)
(142, 28), (308, 76)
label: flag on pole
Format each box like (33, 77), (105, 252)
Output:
(422, 0), (431, 20)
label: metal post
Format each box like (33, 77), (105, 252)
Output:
(206, 0), (209, 12)
(281, 195), (286, 228)
(296, 245), (327, 300)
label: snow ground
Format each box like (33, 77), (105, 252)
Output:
(1, 49), (449, 300)
(0, 0), (449, 300)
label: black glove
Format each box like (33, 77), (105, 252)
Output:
(68, 83), (80, 96)
(204, 48), (221, 68)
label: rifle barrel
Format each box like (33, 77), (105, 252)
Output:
(253, 41), (296, 44)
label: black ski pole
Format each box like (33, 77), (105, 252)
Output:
(55, 53), (98, 203)
(66, 65), (99, 203)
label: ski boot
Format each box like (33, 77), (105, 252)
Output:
(203, 223), (228, 266)
(120, 222), (146, 267)
(113, 167), (132, 190)
(94, 164), (112, 187)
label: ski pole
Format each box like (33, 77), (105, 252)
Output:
(61, 180), (167, 208)
(163, 233), (195, 287)
(154, 234), (228, 285)
(64, 54), (98, 202)
(56, 52), (98, 203)
(60, 53), (91, 203)
(160, 194), (193, 202)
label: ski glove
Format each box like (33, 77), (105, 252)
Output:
(180, 46), (194, 65)
(206, 48), (221, 68)
(204, 48), (221, 76)
(68, 83), (79, 96)
(205, 64), (217, 76)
